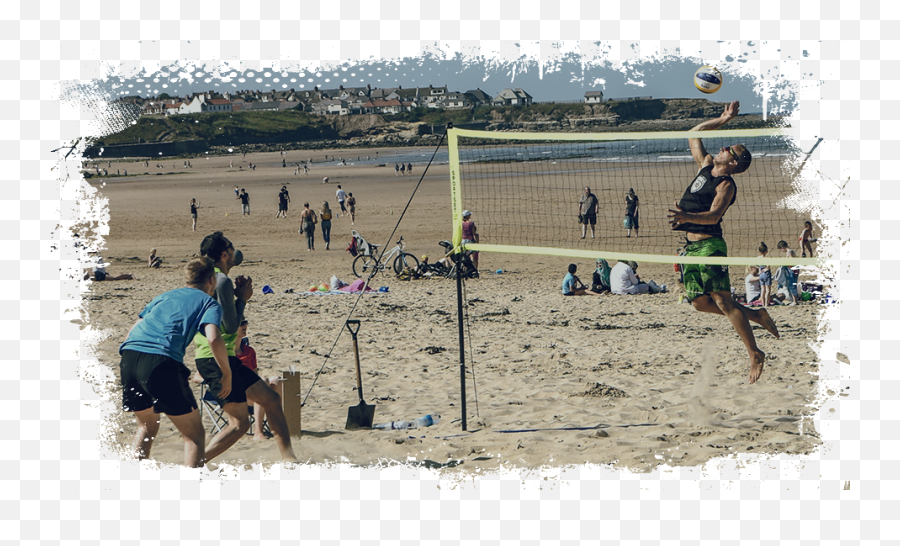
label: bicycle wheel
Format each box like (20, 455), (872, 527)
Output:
(352, 255), (379, 278)
(393, 252), (420, 275)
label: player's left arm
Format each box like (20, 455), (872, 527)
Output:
(668, 179), (735, 227)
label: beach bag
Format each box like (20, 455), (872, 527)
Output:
(347, 236), (358, 257)
(623, 216), (633, 229)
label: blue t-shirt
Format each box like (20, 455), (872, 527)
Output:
(120, 287), (223, 362)
(562, 272), (576, 295)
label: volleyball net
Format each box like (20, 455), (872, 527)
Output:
(447, 127), (819, 267)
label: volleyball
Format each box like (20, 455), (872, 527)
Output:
(694, 65), (723, 94)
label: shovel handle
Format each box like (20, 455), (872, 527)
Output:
(345, 319), (360, 339)
(345, 320), (364, 403)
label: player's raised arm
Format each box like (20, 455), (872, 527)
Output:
(688, 100), (741, 168)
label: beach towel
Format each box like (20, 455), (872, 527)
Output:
(341, 278), (376, 293)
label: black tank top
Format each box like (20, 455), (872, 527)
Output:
(673, 165), (736, 238)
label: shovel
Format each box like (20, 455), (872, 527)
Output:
(345, 320), (375, 429)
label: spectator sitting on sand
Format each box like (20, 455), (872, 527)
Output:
(562, 264), (600, 296)
(591, 258), (612, 294)
(148, 249), (162, 269)
(609, 261), (665, 295)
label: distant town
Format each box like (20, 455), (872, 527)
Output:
(114, 85), (649, 117)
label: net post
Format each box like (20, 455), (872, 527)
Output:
(456, 263), (467, 432)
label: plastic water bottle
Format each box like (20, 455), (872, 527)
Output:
(410, 414), (440, 428)
(372, 420), (411, 430)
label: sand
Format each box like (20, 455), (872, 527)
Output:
(81, 147), (822, 472)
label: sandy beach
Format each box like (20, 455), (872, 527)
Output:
(81, 146), (823, 471)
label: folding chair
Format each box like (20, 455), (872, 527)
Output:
(199, 383), (271, 437)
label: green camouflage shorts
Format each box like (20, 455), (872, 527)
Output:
(682, 237), (730, 301)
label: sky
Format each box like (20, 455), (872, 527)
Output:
(107, 45), (803, 116)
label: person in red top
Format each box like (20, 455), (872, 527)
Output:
(234, 320), (283, 441)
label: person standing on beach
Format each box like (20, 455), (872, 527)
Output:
(276, 186), (290, 219)
(320, 201), (333, 250)
(394, 163), (400, 176)
(667, 100), (779, 385)
(624, 188), (640, 237)
(336, 185), (348, 217)
(190, 198), (200, 231)
(119, 257), (229, 467)
(578, 186), (598, 239)
(238, 188), (250, 217)
(799, 220), (815, 258)
(407, 163), (413, 175)
(193, 232), (298, 463)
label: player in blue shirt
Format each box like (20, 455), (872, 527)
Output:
(118, 257), (231, 467)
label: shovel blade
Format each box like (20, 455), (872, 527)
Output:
(346, 400), (375, 430)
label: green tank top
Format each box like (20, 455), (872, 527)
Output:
(193, 268), (239, 358)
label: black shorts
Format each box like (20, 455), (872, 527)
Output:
(195, 355), (261, 405)
(120, 350), (197, 416)
(94, 270), (107, 281)
(581, 214), (597, 225)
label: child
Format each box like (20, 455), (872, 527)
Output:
(148, 248), (162, 269)
(562, 264), (599, 296)
(745, 265), (761, 305)
(799, 220), (815, 258)
(234, 320), (282, 441)
(758, 242), (772, 308)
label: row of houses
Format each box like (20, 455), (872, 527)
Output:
(122, 86), (607, 117)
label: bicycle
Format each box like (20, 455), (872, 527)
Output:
(352, 235), (420, 278)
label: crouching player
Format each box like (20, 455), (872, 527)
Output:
(118, 257), (231, 467)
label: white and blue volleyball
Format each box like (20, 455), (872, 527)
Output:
(694, 66), (723, 94)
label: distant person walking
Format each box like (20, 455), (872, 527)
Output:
(407, 163), (413, 175)
(238, 189), (250, 217)
(299, 203), (318, 251)
(400, 163), (406, 175)
(346, 193), (357, 225)
(320, 202), (333, 250)
(625, 188), (640, 237)
(394, 163), (400, 176)
(336, 185), (348, 217)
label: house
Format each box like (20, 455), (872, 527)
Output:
(361, 99), (403, 115)
(203, 98), (233, 112)
(174, 95), (205, 114)
(310, 99), (345, 115)
(442, 92), (469, 108)
(492, 88), (533, 106)
(248, 101), (281, 112)
(464, 88), (491, 107)
(583, 91), (604, 104)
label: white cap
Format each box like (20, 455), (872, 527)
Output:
(462, 210), (472, 218)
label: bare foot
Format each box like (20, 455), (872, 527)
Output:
(252, 434), (269, 442)
(749, 349), (765, 384)
(756, 307), (780, 338)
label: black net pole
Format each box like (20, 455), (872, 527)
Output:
(457, 268), (467, 431)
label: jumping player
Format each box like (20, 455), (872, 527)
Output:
(118, 257), (230, 467)
(667, 100), (779, 384)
